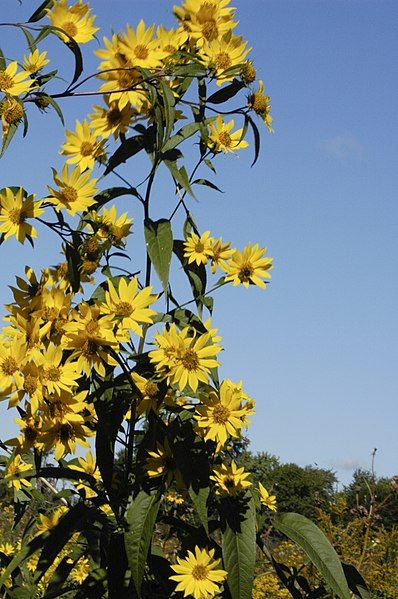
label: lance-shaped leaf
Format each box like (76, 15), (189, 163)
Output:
(222, 493), (257, 599)
(144, 219), (173, 292)
(273, 512), (351, 599)
(28, 0), (54, 22)
(342, 563), (370, 599)
(164, 159), (195, 197)
(105, 135), (144, 174)
(125, 489), (160, 597)
(93, 186), (142, 209)
(189, 485), (209, 536)
(162, 121), (202, 152)
(207, 79), (245, 104)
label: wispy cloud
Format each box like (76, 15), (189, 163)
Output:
(318, 135), (364, 160)
(329, 458), (366, 471)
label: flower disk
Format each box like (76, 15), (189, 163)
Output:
(170, 546), (227, 599)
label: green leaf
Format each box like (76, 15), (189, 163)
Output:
(247, 115), (261, 167)
(65, 238), (81, 293)
(207, 79), (245, 104)
(341, 563), (370, 599)
(28, 0), (54, 22)
(144, 219), (173, 292)
(162, 121), (202, 152)
(93, 186), (142, 209)
(192, 178), (223, 193)
(0, 123), (18, 157)
(64, 37), (83, 86)
(0, 48), (6, 70)
(222, 494), (257, 599)
(189, 486), (209, 536)
(21, 27), (37, 52)
(125, 489), (161, 597)
(173, 240), (207, 310)
(159, 79), (176, 147)
(273, 513), (351, 599)
(105, 135), (144, 174)
(41, 94), (65, 125)
(164, 160), (195, 198)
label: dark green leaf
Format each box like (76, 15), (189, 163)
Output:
(125, 489), (160, 597)
(28, 0), (54, 22)
(189, 486), (209, 535)
(162, 122), (202, 152)
(21, 27), (37, 52)
(192, 178), (223, 193)
(1, 123), (18, 157)
(164, 160), (195, 198)
(273, 513), (351, 599)
(105, 135), (144, 174)
(207, 79), (245, 104)
(41, 94), (65, 125)
(159, 79), (176, 147)
(93, 186), (142, 209)
(247, 115), (261, 166)
(65, 240), (81, 293)
(0, 48), (6, 70)
(222, 494), (257, 599)
(341, 563), (370, 599)
(144, 218), (173, 292)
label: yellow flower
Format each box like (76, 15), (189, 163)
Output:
(61, 120), (106, 172)
(0, 543), (14, 556)
(12, 414), (44, 453)
(47, 0), (98, 44)
(0, 61), (35, 96)
(131, 372), (159, 417)
(0, 96), (24, 135)
(0, 187), (44, 243)
(195, 379), (253, 448)
(35, 506), (68, 535)
(249, 80), (273, 132)
(156, 26), (189, 61)
(69, 556), (90, 584)
(210, 460), (251, 495)
(4, 454), (32, 491)
(170, 546), (227, 599)
(100, 277), (157, 339)
(62, 303), (118, 377)
(38, 343), (80, 395)
(208, 237), (233, 273)
(0, 336), (26, 394)
(119, 20), (167, 69)
(166, 489), (185, 505)
(146, 439), (183, 486)
(47, 163), (99, 215)
(69, 450), (101, 498)
(208, 115), (248, 154)
(41, 409), (93, 460)
(175, 0), (237, 44)
(90, 204), (133, 246)
(150, 326), (222, 393)
(184, 230), (213, 265)
(22, 49), (50, 74)
(258, 482), (277, 511)
(200, 32), (250, 83)
(89, 99), (134, 140)
(221, 243), (273, 289)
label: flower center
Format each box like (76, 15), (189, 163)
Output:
(62, 21), (78, 38)
(0, 71), (13, 91)
(115, 301), (133, 316)
(80, 141), (94, 157)
(85, 320), (99, 335)
(238, 263), (254, 282)
(25, 426), (38, 442)
(58, 423), (74, 442)
(42, 306), (59, 322)
(8, 208), (24, 224)
(118, 71), (135, 88)
(145, 382), (158, 397)
(23, 374), (38, 395)
(164, 44), (177, 54)
(1, 98), (24, 124)
(62, 186), (78, 203)
(134, 44), (149, 60)
(212, 404), (230, 424)
(250, 93), (269, 114)
(224, 476), (235, 488)
(83, 340), (98, 357)
(107, 107), (122, 126)
(197, 3), (217, 22)
(1, 356), (18, 376)
(45, 366), (61, 382)
(218, 131), (232, 147)
(191, 564), (208, 580)
(215, 52), (232, 71)
(194, 241), (205, 253)
(202, 20), (219, 41)
(180, 349), (199, 371)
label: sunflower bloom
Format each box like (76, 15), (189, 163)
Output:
(38, 343), (80, 395)
(150, 326), (222, 393)
(195, 379), (253, 448)
(249, 80), (273, 132)
(175, 0), (237, 44)
(0, 61), (35, 96)
(221, 243), (273, 288)
(4, 455), (32, 491)
(22, 50), (50, 74)
(89, 99), (134, 140)
(61, 120), (106, 172)
(200, 32), (250, 84)
(146, 439), (183, 486)
(208, 115), (248, 153)
(47, 0), (98, 44)
(170, 546), (227, 599)
(100, 277), (157, 338)
(35, 506), (68, 535)
(131, 372), (159, 417)
(184, 230), (213, 265)
(47, 163), (99, 215)
(119, 20), (167, 69)
(258, 482), (277, 511)
(208, 237), (233, 273)
(0, 96), (25, 135)
(210, 460), (251, 495)
(0, 336), (26, 394)
(69, 450), (101, 498)
(0, 188), (44, 243)
(89, 204), (133, 246)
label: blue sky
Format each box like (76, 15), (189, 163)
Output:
(0, 0), (397, 486)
